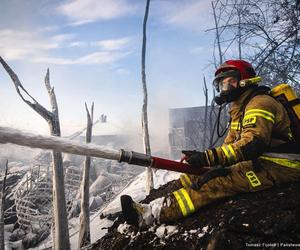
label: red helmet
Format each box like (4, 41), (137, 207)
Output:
(215, 60), (256, 80)
(213, 60), (257, 105)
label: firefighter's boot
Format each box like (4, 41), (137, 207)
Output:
(121, 195), (164, 228)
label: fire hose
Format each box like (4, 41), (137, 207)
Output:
(0, 126), (210, 176)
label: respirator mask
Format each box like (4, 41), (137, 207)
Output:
(213, 70), (242, 105)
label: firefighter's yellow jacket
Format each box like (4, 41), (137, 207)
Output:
(206, 87), (296, 168)
(159, 87), (300, 223)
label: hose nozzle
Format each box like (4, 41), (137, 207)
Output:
(118, 149), (152, 166)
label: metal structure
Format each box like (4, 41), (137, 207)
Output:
(13, 165), (81, 236)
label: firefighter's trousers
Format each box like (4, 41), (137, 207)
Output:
(159, 160), (300, 222)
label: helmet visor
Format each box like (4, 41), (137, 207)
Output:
(213, 70), (240, 92)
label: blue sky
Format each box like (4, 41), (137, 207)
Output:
(0, 0), (218, 151)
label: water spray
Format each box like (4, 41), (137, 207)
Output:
(0, 126), (210, 176)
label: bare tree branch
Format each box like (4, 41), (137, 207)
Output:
(0, 160), (8, 250)
(78, 102), (94, 248)
(141, 0), (154, 193)
(0, 57), (53, 122)
(0, 58), (70, 250)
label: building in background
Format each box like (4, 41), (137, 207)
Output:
(168, 106), (228, 159)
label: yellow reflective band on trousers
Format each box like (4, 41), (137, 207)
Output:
(173, 188), (195, 217)
(180, 174), (192, 188)
(221, 144), (237, 164)
(246, 171), (261, 187)
(244, 109), (275, 123)
(260, 156), (300, 169)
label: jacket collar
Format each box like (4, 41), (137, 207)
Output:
(229, 88), (255, 115)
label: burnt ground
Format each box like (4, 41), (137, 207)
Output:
(87, 180), (300, 250)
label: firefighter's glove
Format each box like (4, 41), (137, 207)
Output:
(181, 150), (210, 168)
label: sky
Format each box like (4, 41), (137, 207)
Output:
(0, 0), (218, 152)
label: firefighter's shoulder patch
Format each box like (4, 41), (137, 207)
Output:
(242, 116), (257, 128)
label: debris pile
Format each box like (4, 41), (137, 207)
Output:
(88, 180), (300, 249)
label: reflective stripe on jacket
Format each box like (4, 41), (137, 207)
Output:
(206, 88), (296, 167)
(260, 153), (300, 169)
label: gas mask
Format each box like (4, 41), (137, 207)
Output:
(213, 70), (242, 105)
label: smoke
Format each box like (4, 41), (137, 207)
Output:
(0, 126), (120, 160)
(0, 144), (40, 168)
(149, 86), (190, 155)
(114, 86), (189, 157)
(0, 83), (192, 162)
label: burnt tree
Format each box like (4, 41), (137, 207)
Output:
(0, 57), (70, 250)
(141, 0), (154, 192)
(0, 160), (8, 250)
(78, 103), (94, 248)
(209, 0), (300, 90)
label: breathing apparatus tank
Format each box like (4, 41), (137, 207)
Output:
(271, 84), (300, 143)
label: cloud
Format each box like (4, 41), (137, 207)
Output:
(0, 29), (61, 60)
(33, 51), (131, 65)
(155, 0), (212, 31)
(51, 34), (76, 43)
(36, 25), (61, 33)
(69, 41), (88, 48)
(68, 37), (133, 50)
(57, 0), (137, 25)
(91, 37), (131, 51)
(0, 28), (133, 65)
(116, 68), (130, 75)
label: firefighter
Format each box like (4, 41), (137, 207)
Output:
(121, 59), (300, 228)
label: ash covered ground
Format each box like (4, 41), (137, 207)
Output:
(87, 180), (300, 250)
